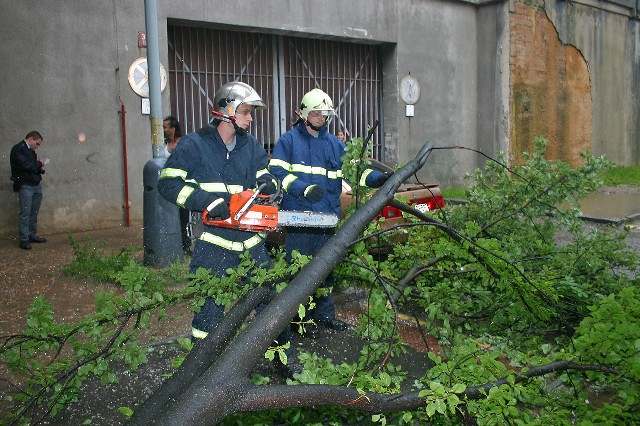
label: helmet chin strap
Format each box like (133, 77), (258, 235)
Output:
(232, 121), (248, 135)
(211, 110), (248, 135)
(305, 119), (326, 132)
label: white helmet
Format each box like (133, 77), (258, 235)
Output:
(299, 88), (335, 121)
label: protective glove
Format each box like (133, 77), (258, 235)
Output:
(369, 171), (393, 188)
(303, 184), (324, 202)
(256, 174), (278, 195)
(204, 197), (230, 220)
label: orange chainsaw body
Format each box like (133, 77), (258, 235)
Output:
(202, 189), (279, 232)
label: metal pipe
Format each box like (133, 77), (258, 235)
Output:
(119, 99), (131, 227)
(144, 0), (163, 158)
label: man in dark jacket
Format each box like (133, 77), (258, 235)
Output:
(158, 82), (279, 340)
(10, 130), (47, 250)
(269, 88), (391, 331)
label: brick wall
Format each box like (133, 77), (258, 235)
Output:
(509, 0), (591, 165)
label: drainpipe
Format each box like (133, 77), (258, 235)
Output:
(118, 99), (131, 227)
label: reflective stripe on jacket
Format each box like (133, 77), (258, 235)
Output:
(158, 125), (276, 253)
(269, 122), (385, 216)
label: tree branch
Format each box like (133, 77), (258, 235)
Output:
(234, 361), (616, 414)
(132, 286), (272, 423)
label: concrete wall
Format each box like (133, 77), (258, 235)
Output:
(0, 0), (145, 239)
(392, 0), (485, 186)
(477, 1), (511, 165)
(545, 0), (640, 165)
(0, 0), (505, 236)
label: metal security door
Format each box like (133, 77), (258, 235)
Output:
(280, 36), (383, 159)
(168, 25), (383, 158)
(167, 26), (276, 147)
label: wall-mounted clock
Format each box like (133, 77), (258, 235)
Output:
(127, 57), (167, 98)
(400, 74), (420, 105)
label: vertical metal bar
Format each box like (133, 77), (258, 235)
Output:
(349, 43), (353, 139)
(318, 39), (322, 93)
(258, 34), (263, 141)
(364, 45), (369, 152)
(343, 41), (347, 138)
(293, 39), (297, 127)
(203, 28), (209, 120)
(189, 28), (195, 133)
(170, 27), (179, 120)
(180, 29), (186, 132)
(195, 28), (202, 129)
(354, 44), (358, 139)
(375, 47), (381, 159)
(218, 30), (222, 92)
(271, 36), (279, 145)
(254, 34), (259, 139)
(212, 30), (217, 95)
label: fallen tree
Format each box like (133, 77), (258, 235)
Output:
(2, 139), (639, 425)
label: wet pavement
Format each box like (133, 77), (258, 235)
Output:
(580, 186), (640, 222)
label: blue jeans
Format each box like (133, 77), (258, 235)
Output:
(18, 184), (42, 243)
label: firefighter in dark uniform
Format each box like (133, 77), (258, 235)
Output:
(269, 88), (391, 331)
(158, 81), (279, 340)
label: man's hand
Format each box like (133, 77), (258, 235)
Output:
(303, 184), (324, 202)
(205, 198), (230, 220)
(256, 174), (278, 195)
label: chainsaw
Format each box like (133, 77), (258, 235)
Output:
(202, 182), (339, 232)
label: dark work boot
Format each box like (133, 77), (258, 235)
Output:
(19, 241), (32, 250)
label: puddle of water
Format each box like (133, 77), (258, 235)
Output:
(579, 192), (640, 220)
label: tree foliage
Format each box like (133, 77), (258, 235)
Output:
(1, 138), (639, 425)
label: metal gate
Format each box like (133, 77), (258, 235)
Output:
(168, 25), (383, 158)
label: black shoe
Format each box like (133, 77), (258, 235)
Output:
(19, 241), (32, 250)
(29, 235), (47, 243)
(317, 318), (350, 332)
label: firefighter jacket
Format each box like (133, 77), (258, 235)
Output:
(269, 122), (386, 217)
(158, 125), (277, 262)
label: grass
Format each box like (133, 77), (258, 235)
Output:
(440, 165), (640, 200)
(601, 165), (640, 187)
(441, 186), (467, 199)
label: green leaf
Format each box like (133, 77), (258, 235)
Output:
(118, 406), (134, 417)
(451, 383), (466, 394)
(372, 414), (381, 422)
(278, 350), (288, 366)
(426, 402), (437, 417)
(298, 303), (306, 320)
(176, 337), (194, 352)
